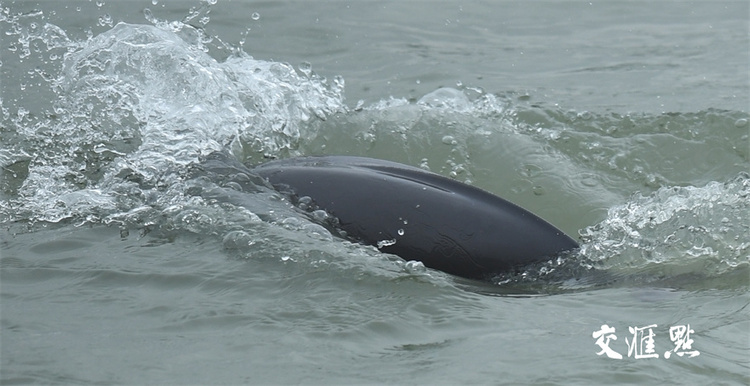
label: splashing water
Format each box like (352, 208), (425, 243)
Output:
(1, 20), (345, 226)
(579, 174), (749, 278)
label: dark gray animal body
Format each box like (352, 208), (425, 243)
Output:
(249, 155), (579, 280)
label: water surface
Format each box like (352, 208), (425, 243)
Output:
(1, 1), (748, 384)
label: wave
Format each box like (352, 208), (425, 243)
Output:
(577, 173), (749, 287)
(1, 17), (748, 291)
(492, 174), (749, 292)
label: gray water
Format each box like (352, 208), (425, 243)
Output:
(1, 1), (749, 384)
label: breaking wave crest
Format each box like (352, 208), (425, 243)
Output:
(492, 174), (749, 291)
(1, 21), (345, 224)
(579, 173), (749, 281)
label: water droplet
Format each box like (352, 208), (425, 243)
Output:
(96, 0), (105, 7)
(98, 14), (113, 27)
(298, 61), (312, 77)
(397, 229), (404, 236)
(311, 210), (328, 222)
(250, 11), (261, 20)
(442, 135), (457, 145)
(377, 239), (397, 249)
(151, 0), (158, 4)
(143, 7), (155, 22)
(404, 260), (425, 274)
(297, 196), (313, 211)
(734, 118), (748, 128)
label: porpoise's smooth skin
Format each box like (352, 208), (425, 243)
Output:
(252, 156), (579, 280)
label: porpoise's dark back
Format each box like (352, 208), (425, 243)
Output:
(253, 156), (579, 280)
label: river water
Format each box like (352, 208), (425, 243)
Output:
(1, 1), (748, 384)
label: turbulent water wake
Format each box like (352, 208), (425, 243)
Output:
(2, 16), (748, 290)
